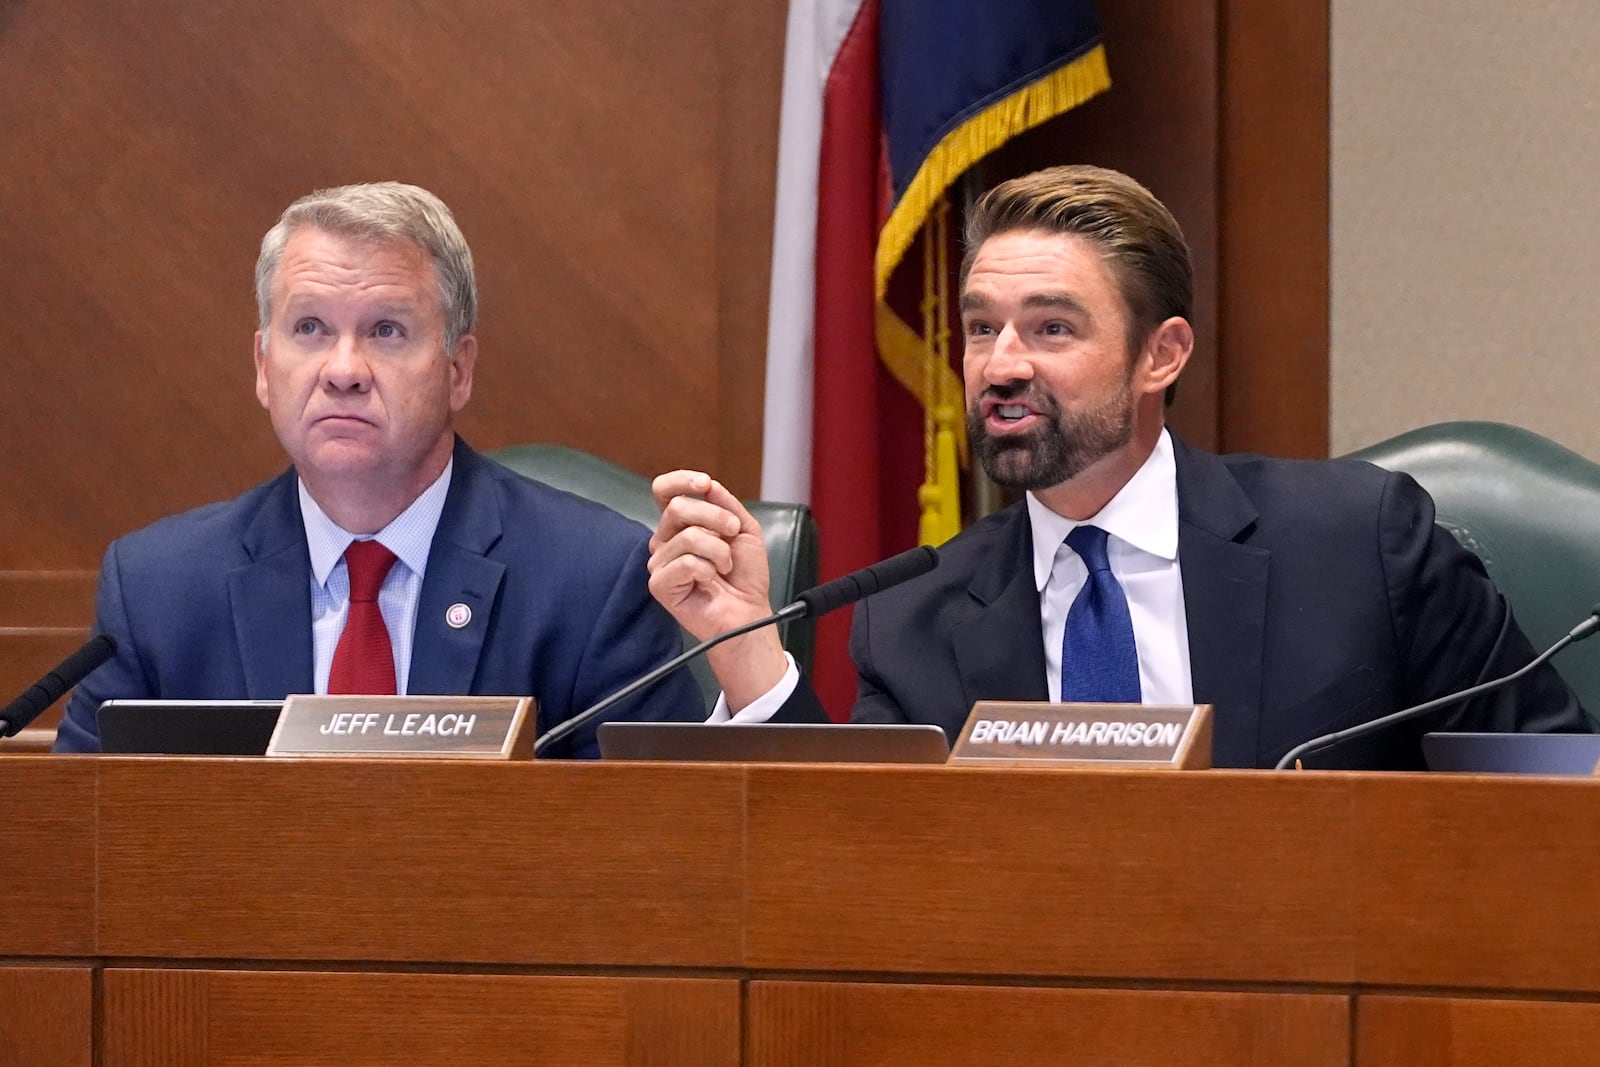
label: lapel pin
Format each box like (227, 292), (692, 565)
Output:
(445, 603), (472, 629)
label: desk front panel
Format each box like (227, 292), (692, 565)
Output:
(95, 760), (745, 967)
(1353, 774), (1600, 991)
(746, 981), (1349, 1066)
(101, 969), (740, 1067)
(0, 758), (94, 956)
(1357, 994), (1600, 1066)
(744, 766), (1355, 982)
(0, 965), (92, 1067)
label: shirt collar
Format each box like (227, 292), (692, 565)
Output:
(299, 458), (454, 587)
(1027, 428), (1180, 591)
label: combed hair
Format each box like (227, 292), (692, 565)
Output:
(255, 181), (477, 353)
(962, 165), (1192, 360)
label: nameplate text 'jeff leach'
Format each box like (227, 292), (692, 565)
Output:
(267, 695), (535, 759)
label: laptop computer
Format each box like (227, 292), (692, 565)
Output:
(98, 700), (285, 756)
(1421, 731), (1600, 776)
(598, 721), (951, 764)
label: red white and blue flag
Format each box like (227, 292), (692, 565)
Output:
(761, 0), (1110, 717)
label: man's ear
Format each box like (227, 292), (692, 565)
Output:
(254, 332), (270, 409)
(448, 334), (477, 413)
(1140, 316), (1193, 398)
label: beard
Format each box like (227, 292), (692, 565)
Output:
(966, 380), (1136, 492)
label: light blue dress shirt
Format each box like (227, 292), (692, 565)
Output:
(298, 461), (453, 694)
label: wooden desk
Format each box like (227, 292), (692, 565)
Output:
(5, 759), (1598, 1065)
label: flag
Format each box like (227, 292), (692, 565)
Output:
(761, 0), (1111, 719)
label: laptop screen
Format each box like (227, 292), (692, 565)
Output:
(1422, 731), (1600, 776)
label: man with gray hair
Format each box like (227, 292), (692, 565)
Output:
(55, 182), (699, 755)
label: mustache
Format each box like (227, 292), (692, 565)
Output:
(973, 381), (1060, 414)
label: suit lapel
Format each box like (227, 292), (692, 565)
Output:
(1173, 439), (1270, 767)
(409, 442), (507, 695)
(951, 508), (1050, 725)
(228, 472), (315, 698)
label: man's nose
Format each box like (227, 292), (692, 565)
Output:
(321, 337), (373, 391)
(982, 324), (1034, 383)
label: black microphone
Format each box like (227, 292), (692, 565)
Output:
(1273, 605), (1600, 770)
(533, 545), (939, 756)
(0, 633), (119, 738)
(794, 544), (941, 618)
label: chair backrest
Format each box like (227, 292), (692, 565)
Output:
(1344, 421), (1600, 725)
(487, 444), (819, 712)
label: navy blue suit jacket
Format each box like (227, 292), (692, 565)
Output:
(782, 437), (1591, 767)
(56, 439), (702, 756)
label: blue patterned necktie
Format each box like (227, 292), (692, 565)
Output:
(1060, 525), (1142, 703)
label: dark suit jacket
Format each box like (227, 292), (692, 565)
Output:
(55, 439), (702, 757)
(781, 437), (1591, 768)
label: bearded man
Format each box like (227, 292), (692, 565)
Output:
(645, 165), (1589, 769)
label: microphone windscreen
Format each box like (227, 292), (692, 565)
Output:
(56, 633), (119, 687)
(0, 632), (118, 734)
(796, 545), (939, 619)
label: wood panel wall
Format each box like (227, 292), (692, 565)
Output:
(0, 0), (787, 705)
(0, 2), (1327, 710)
(0, 0), (785, 563)
(1218, 0), (1330, 458)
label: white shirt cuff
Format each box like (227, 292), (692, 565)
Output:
(705, 653), (799, 724)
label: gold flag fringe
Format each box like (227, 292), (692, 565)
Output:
(870, 43), (1112, 546)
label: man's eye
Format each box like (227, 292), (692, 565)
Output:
(293, 319), (320, 336)
(964, 321), (995, 337)
(373, 322), (402, 339)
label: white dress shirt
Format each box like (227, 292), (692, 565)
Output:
(299, 460), (453, 694)
(1030, 429), (1193, 704)
(724, 429), (1194, 721)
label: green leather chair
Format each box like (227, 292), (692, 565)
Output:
(1345, 422), (1600, 726)
(487, 444), (819, 712)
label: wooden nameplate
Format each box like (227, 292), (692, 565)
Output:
(950, 701), (1212, 769)
(266, 695), (535, 759)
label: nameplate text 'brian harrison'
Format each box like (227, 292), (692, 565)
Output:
(950, 702), (1212, 769)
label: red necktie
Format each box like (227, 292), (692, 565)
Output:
(328, 540), (399, 694)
